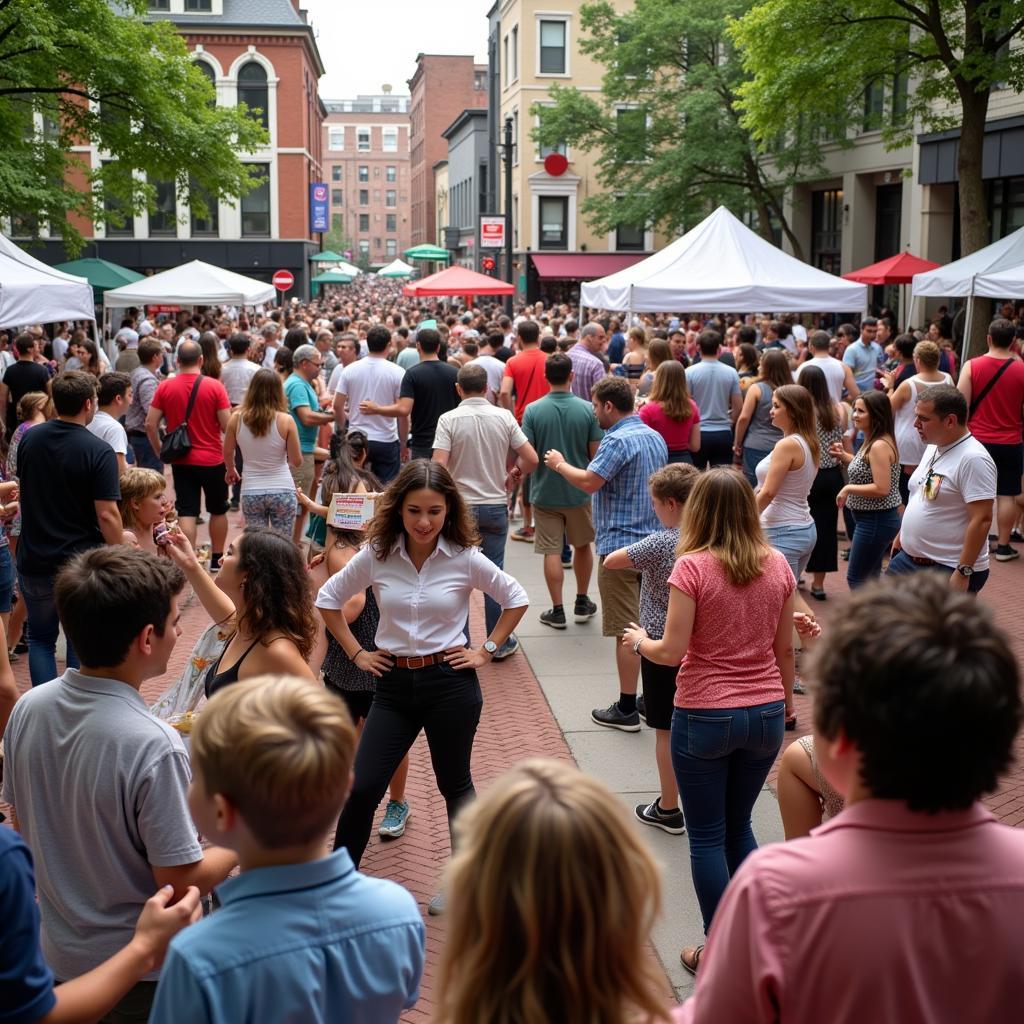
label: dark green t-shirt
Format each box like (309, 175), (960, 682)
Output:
(522, 391), (603, 509)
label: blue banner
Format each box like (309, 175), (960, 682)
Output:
(310, 183), (328, 232)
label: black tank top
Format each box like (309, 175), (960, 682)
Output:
(203, 636), (262, 698)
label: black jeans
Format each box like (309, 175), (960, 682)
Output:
(334, 661), (483, 866)
(692, 429), (733, 470)
(366, 439), (401, 483)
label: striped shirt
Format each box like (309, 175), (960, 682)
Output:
(567, 342), (606, 401)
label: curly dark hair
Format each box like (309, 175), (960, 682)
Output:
(235, 528), (316, 659)
(809, 573), (1021, 813)
(366, 460), (479, 560)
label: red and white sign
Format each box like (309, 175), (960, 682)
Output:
(480, 216), (506, 249)
(272, 269), (295, 292)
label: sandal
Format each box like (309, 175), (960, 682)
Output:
(785, 713), (797, 730)
(680, 944), (704, 976)
(809, 586), (826, 601)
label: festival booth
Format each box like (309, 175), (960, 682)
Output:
(52, 257), (144, 306)
(912, 225), (1024, 362)
(377, 258), (415, 279)
(0, 233), (95, 330)
(402, 265), (514, 306)
(842, 252), (940, 329)
(580, 206), (867, 316)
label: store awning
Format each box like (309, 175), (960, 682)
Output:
(531, 253), (651, 280)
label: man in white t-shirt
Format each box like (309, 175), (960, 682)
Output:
(467, 332), (506, 402)
(260, 324), (281, 370)
(887, 383), (996, 593)
(332, 324), (406, 483)
(796, 330), (861, 404)
(87, 372), (132, 474)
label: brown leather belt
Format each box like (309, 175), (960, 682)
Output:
(390, 650), (455, 670)
(907, 554), (938, 566)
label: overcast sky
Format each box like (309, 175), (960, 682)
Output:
(302, 0), (489, 99)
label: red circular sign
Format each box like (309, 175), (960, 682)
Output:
(544, 153), (569, 176)
(272, 269), (294, 292)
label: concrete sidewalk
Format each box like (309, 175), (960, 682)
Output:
(501, 534), (786, 1001)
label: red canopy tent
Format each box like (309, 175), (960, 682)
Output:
(842, 252), (941, 329)
(403, 265), (514, 298)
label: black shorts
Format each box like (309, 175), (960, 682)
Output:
(692, 429), (734, 471)
(981, 442), (1023, 497)
(171, 463), (230, 518)
(640, 655), (678, 731)
(335, 688), (374, 723)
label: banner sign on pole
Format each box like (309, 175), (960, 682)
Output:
(309, 183), (329, 232)
(480, 215), (505, 249)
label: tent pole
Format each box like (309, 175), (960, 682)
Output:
(960, 276), (976, 370)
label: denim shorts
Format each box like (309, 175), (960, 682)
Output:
(763, 521), (817, 581)
(0, 544), (13, 613)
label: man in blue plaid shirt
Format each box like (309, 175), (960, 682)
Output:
(543, 376), (667, 731)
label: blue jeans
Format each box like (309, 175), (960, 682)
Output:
(127, 431), (163, 472)
(672, 700), (786, 932)
(763, 521), (817, 581)
(886, 548), (989, 593)
(742, 446), (772, 489)
(847, 506), (901, 589)
(0, 545), (13, 614)
(366, 439), (401, 483)
(19, 571), (79, 686)
(467, 504), (514, 651)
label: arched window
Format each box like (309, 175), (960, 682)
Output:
(237, 61), (268, 129)
(194, 60), (216, 107)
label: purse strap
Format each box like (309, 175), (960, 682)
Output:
(969, 357), (1013, 418)
(181, 374), (203, 426)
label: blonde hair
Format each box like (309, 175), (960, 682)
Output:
(436, 759), (670, 1024)
(191, 675), (357, 849)
(117, 468), (166, 530)
(17, 390), (51, 422)
(913, 339), (941, 370)
(677, 469), (772, 586)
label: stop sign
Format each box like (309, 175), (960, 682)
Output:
(272, 269), (294, 292)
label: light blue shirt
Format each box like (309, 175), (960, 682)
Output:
(685, 358), (741, 432)
(149, 850), (424, 1024)
(843, 338), (884, 391)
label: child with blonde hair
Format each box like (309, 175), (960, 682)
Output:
(437, 758), (673, 1024)
(149, 674), (424, 1024)
(118, 468), (170, 554)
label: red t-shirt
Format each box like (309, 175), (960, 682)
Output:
(967, 354), (1024, 445)
(502, 348), (551, 423)
(639, 398), (701, 450)
(668, 548), (794, 709)
(150, 372), (230, 466)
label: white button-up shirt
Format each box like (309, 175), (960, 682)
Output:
(316, 535), (528, 655)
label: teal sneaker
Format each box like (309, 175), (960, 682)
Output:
(378, 799), (410, 839)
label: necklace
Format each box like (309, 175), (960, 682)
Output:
(926, 431), (972, 475)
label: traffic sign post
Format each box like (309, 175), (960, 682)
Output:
(272, 268), (294, 304)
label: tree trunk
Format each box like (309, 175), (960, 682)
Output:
(957, 85), (992, 360)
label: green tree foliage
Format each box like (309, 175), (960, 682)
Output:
(532, 0), (820, 256)
(731, 0), (1024, 260)
(0, 0), (269, 253)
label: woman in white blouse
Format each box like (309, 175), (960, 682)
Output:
(316, 460), (528, 911)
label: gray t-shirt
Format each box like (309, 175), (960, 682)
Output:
(685, 359), (741, 432)
(2, 670), (203, 981)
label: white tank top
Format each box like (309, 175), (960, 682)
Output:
(894, 373), (952, 466)
(756, 434), (816, 527)
(236, 418), (295, 494)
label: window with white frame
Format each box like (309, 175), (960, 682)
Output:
(328, 126), (344, 150)
(358, 239), (370, 256)
(359, 214), (369, 231)
(149, 179), (177, 236)
(512, 25), (519, 80)
(386, 238), (397, 256)
(357, 127), (371, 151)
(358, 165), (369, 182)
(538, 19), (567, 75)
(237, 61), (268, 130)
(240, 163), (270, 236)
(331, 165), (342, 181)
(359, 189), (369, 206)
(538, 196), (568, 249)
(386, 165), (397, 182)
(615, 222), (645, 250)
(386, 213), (397, 231)
(332, 188), (343, 206)
(382, 127), (398, 152)
(385, 190), (396, 208)
(536, 105), (567, 159)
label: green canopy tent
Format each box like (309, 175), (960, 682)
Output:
(403, 244), (450, 263)
(310, 268), (354, 297)
(52, 257), (144, 304)
(310, 250), (345, 263)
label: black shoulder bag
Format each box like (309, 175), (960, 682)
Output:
(160, 375), (203, 464)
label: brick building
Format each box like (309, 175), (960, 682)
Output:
(322, 93), (411, 269)
(407, 54), (487, 249)
(12, 0), (326, 295)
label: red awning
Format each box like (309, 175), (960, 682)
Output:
(842, 252), (941, 285)
(531, 253), (650, 280)
(402, 265), (514, 297)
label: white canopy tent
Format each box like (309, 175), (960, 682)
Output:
(580, 206), (867, 313)
(102, 259), (276, 309)
(377, 258), (415, 278)
(912, 226), (1024, 360)
(0, 233), (95, 329)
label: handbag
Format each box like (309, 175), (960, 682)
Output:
(159, 375), (203, 463)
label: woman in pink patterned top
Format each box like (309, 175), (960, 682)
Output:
(622, 469), (795, 975)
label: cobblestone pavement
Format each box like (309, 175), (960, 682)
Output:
(3, 516), (1023, 1016)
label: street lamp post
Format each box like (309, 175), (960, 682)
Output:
(502, 114), (514, 317)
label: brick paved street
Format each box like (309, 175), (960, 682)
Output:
(3, 516), (1024, 1016)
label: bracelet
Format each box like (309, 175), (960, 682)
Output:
(349, 648), (365, 662)
(632, 637), (644, 656)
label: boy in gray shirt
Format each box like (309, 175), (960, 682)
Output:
(685, 329), (742, 469)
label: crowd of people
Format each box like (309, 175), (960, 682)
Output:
(2, 282), (1024, 1023)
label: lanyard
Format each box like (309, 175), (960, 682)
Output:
(925, 432), (971, 477)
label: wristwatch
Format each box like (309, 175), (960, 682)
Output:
(483, 640), (498, 656)
(956, 564), (974, 577)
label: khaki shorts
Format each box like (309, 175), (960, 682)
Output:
(290, 451), (316, 496)
(598, 557), (641, 637)
(533, 504), (596, 554)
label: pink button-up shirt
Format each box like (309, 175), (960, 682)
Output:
(673, 800), (1024, 1023)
